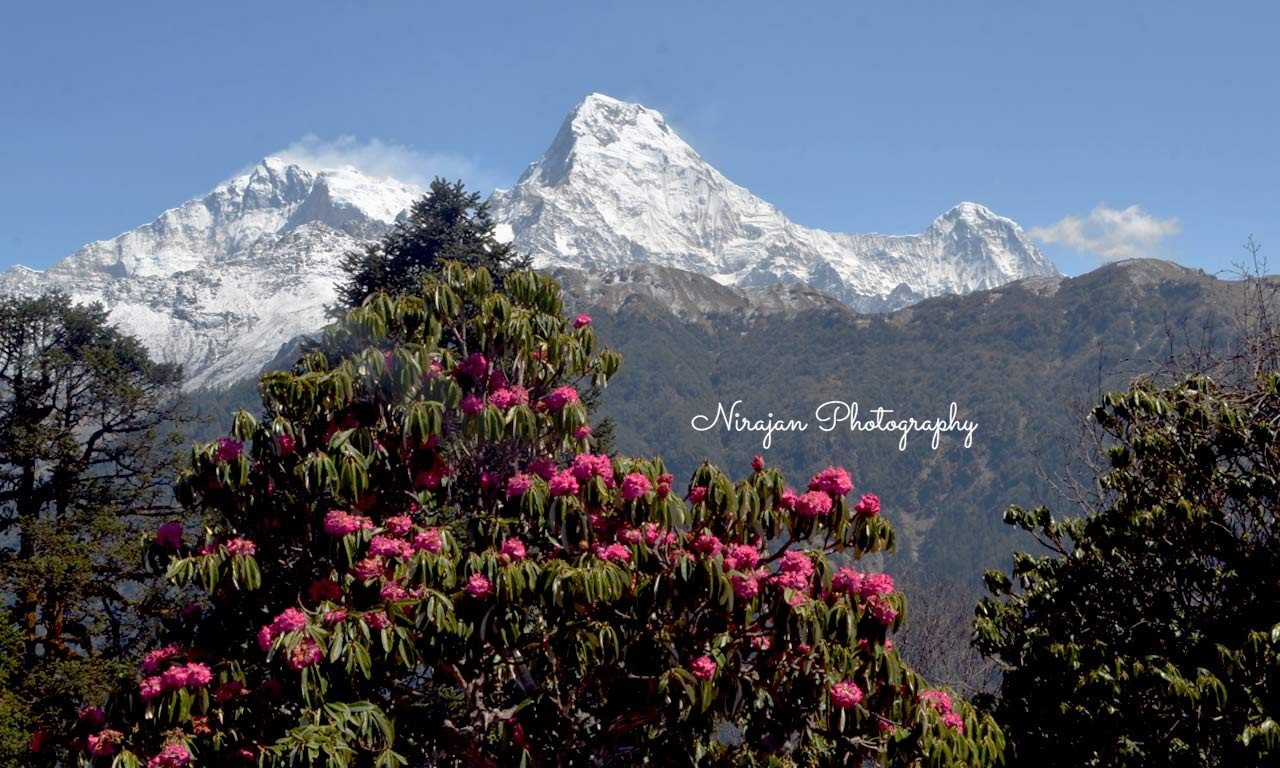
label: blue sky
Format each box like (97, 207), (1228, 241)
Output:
(1, 1), (1276, 276)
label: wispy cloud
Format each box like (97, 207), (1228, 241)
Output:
(272, 134), (502, 193)
(1030, 205), (1180, 262)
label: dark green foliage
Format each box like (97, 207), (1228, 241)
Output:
(0, 293), (185, 764)
(335, 178), (528, 311)
(975, 372), (1280, 766)
(561, 261), (1233, 580)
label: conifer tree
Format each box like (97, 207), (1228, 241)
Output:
(0, 293), (184, 765)
(335, 178), (527, 311)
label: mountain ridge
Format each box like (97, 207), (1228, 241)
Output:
(2, 93), (1058, 388)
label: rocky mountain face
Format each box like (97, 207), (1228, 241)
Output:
(492, 94), (1058, 312)
(0, 159), (421, 388)
(1, 94), (1057, 388)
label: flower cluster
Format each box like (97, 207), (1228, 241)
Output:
(139, 661), (213, 701)
(223, 537), (256, 557)
(830, 680), (864, 709)
(323, 509), (375, 536)
(543, 386), (580, 411)
(921, 690), (965, 732)
(258, 607), (307, 651)
(147, 743), (192, 767)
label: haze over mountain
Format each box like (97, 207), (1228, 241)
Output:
(0, 94), (1056, 388)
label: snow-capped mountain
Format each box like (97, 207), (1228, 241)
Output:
(1, 93), (1057, 389)
(0, 159), (421, 389)
(492, 94), (1058, 311)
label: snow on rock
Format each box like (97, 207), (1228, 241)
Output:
(1, 93), (1057, 390)
(492, 94), (1058, 312)
(0, 159), (421, 389)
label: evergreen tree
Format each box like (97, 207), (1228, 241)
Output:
(335, 178), (528, 311)
(976, 371), (1280, 766)
(0, 293), (185, 765)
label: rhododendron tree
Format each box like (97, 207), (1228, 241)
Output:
(71, 265), (1002, 767)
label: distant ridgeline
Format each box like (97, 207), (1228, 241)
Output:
(189, 257), (1241, 583)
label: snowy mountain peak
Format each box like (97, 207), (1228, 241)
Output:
(492, 94), (1058, 312)
(0, 159), (422, 389)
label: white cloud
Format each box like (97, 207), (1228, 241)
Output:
(272, 134), (501, 193)
(1030, 205), (1180, 262)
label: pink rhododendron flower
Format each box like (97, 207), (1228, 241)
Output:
(182, 663), (213, 687)
(412, 464), (450, 490)
(618, 527), (643, 545)
(224, 538), (256, 557)
(574, 424), (592, 440)
(140, 645), (181, 674)
(88, 729), (123, 757)
(832, 567), (861, 594)
(380, 582), (409, 601)
(854, 493), (881, 517)
(528, 457), (557, 480)
(752, 455), (765, 472)
(723, 544), (761, 572)
(383, 515), (413, 536)
(79, 706), (107, 728)
(506, 472), (534, 498)
(461, 394), (484, 415)
(809, 466), (854, 496)
(257, 626), (275, 652)
(353, 556), (386, 580)
(690, 655), (717, 680)
(214, 681), (244, 705)
(457, 353), (489, 381)
(270, 607), (307, 635)
(688, 486), (707, 504)
(570, 452), (613, 482)
(794, 491), (833, 517)
(655, 472), (673, 498)
(274, 433), (295, 456)
(501, 537), (527, 562)
(573, 313), (592, 328)
(465, 573), (494, 598)
(942, 712), (965, 732)
(364, 611), (392, 630)
(774, 551), (815, 591)
(731, 574), (760, 599)
(830, 680), (864, 709)
(856, 572), (895, 598)
(369, 535), (413, 559)
(139, 676), (164, 701)
(489, 386), (529, 410)
(920, 690), (954, 714)
(147, 743), (191, 768)
(288, 639), (323, 670)
(778, 487), (797, 510)
(621, 472), (652, 501)
(691, 534), (723, 558)
(866, 595), (898, 625)
(549, 469), (579, 497)
(28, 729), (48, 753)
(323, 609), (348, 625)
(543, 386), (579, 411)
(214, 438), (243, 463)
(155, 523), (183, 550)
(426, 357), (443, 379)
(323, 510), (374, 536)
(413, 528), (444, 554)
(308, 578), (343, 603)
(596, 543), (632, 564)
